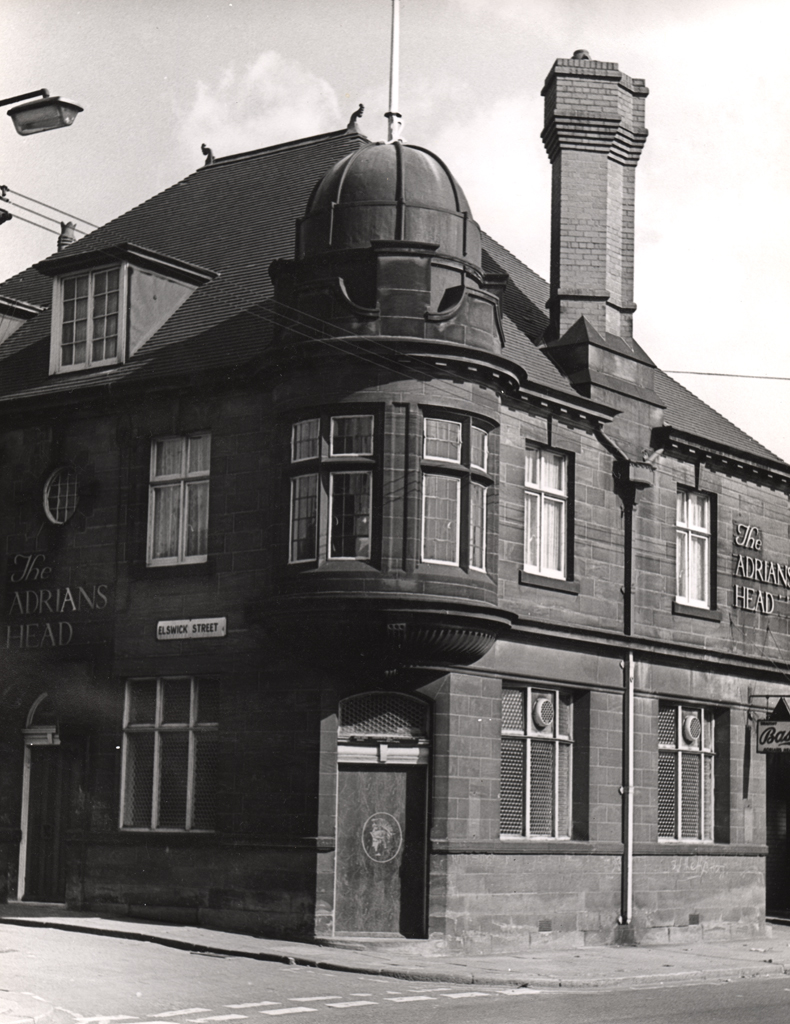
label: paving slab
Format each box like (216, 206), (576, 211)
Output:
(0, 905), (789, 991)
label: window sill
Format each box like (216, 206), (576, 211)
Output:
(431, 839), (622, 855)
(519, 571), (580, 595)
(634, 842), (766, 857)
(129, 559), (214, 581)
(672, 601), (721, 622)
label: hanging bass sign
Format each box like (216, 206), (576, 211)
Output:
(756, 698), (790, 753)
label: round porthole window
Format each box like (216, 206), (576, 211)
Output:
(43, 466), (78, 524)
(532, 696), (555, 730)
(683, 714), (702, 744)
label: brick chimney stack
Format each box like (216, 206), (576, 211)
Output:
(542, 53), (648, 345)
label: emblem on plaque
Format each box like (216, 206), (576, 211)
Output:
(361, 812), (402, 863)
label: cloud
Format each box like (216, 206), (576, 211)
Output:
(179, 51), (343, 159)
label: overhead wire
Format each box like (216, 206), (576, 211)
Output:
(0, 186), (98, 228)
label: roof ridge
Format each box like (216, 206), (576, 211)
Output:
(205, 128), (370, 167)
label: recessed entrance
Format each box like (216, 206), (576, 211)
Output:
(766, 752), (790, 915)
(18, 694), (83, 903)
(334, 692), (429, 937)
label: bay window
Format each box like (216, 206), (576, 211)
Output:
(421, 415), (492, 571)
(288, 412), (376, 564)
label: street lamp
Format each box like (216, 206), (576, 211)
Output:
(1, 89), (83, 136)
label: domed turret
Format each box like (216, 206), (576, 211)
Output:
(298, 141), (482, 266)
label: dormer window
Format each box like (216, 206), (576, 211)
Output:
(38, 242), (218, 377)
(59, 266), (122, 369)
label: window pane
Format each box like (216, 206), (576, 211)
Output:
(185, 480), (209, 557)
(197, 680), (219, 724)
(686, 492), (709, 530)
(681, 752), (701, 838)
(153, 437), (184, 478)
(658, 750), (676, 838)
(676, 490), (686, 525)
(162, 678), (191, 723)
(128, 679), (157, 724)
(688, 534), (709, 604)
(331, 415), (374, 455)
(123, 732), (154, 827)
(676, 530), (688, 600)
(502, 689), (525, 732)
(703, 753), (714, 842)
(151, 484), (181, 560)
(525, 448), (539, 487)
(541, 496), (565, 575)
(424, 419), (461, 462)
(469, 481), (486, 570)
(422, 474), (459, 563)
(330, 471), (371, 558)
(471, 426), (487, 471)
(192, 732), (219, 830)
(158, 732), (189, 829)
(524, 491), (539, 570)
(187, 434), (211, 474)
(557, 743), (571, 838)
(542, 452), (567, 494)
(529, 740), (554, 836)
(500, 737), (525, 835)
(658, 703), (676, 745)
(291, 419), (320, 462)
(290, 474), (318, 562)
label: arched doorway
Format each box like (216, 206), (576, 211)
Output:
(335, 692), (429, 937)
(17, 694), (84, 903)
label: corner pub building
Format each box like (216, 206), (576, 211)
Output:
(1, 53), (790, 951)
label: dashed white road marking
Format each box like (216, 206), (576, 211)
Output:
(156, 1013), (213, 1019)
(190, 1016), (248, 1022)
(385, 996), (436, 1002)
(443, 992), (491, 998)
(76, 1017), (139, 1023)
(226, 1005), (280, 1010)
(326, 1002), (377, 1009)
(287, 997), (338, 1002)
(497, 988), (542, 995)
(261, 1011), (318, 1017)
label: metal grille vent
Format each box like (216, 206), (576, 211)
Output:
(529, 741), (554, 835)
(658, 703), (676, 744)
(681, 752), (701, 838)
(683, 714), (702, 744)
(502, 689), (524, 731)
(532, 696), (555, 730)
(657, 750), (676, 837)
(339, 692), (429, 739)
(500, 737), (525, 834)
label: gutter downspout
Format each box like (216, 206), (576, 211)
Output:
(595, 430), (661, 938)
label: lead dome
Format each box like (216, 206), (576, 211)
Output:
(298, 140), (482, 265)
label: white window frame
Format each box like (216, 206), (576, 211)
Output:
(43, 466), (79, 525)
(676, 490), (712, 608)
(421, 473), (461, 565)
(147, 433), (211, 567)
(500, 686), (573, 839)
(658, 702), (715, 842)
(469, 480), (487, 571)
(424, 417), (462, 463)
(289, 472), (319, 563)
(328, 469), (372, 560)
(50, 264), (128, 375)
(291, 418), (320, 462)
(120, 677), (218, 832)
(524, 447), (568, 579)
(330, 415), (374, 457)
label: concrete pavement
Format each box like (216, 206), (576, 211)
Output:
(0, 903), (789, 1020)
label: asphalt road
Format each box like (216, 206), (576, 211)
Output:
(1, 925), (789, 1024)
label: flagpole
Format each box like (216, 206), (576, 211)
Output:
(385, 0), (402, 142)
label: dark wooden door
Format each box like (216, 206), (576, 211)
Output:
(335, 764), (427, 937)
(24, 742), (80, 902)
(766, 753), (790, 914)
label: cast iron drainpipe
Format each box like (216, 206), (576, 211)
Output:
(596, 430), (662, 928)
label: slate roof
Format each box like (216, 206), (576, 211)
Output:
(0, 126), (783, 467)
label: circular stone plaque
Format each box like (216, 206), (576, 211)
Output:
(361, 812), (403, 863)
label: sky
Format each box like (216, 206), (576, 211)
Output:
(2, 0), (789, 461)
